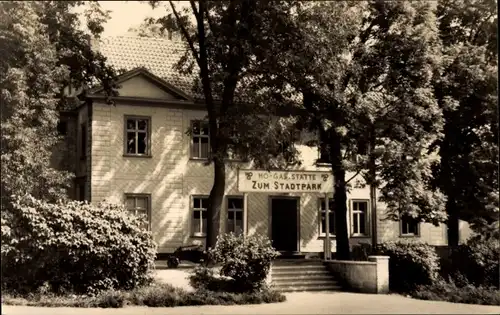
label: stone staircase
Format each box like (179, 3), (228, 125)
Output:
(270, 259), (342, 292)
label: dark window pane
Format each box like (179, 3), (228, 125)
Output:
(235, 220), (243, 234)
(138, 133), (147, 154)
(192, 122), (200, 135)
(57, 121), (68, 135)
(193, 219), (201, 233)
(136, 197), (147, 209)
(359, 212), (366, 234)
(126, 197), (135, 210)
(353, 213), (359, 234)
(202, 219), (207, 233)
(228, 211), (234, 220)
(235, 211), (243, 220)
(127, 132), (136, 153)
(201, 198), (209, 209)
(201, 124), (209, 135)
(193, 210), (201, 219)
(329, 213), (335, 234)
(358, 202), (367, 212)
(321, 215), (326, 234)
(320, 200), (325, 210)
(192, 138), (200, 157)
(201, 209), (207, 219)
(228, 219), (235, 232)
(193, 198), (200, 209)
(138, 119), (148, 130)
(127, 120), (136, 130)
(229, 198), (243, 209)
(403, 222), (409, 234)
(200, 138), (209, 158)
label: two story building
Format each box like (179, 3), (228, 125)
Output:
(56, 36), (471, 256)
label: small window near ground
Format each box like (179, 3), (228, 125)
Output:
(319, 198), (335, 236)
(125, 194), (151, 230)
(227, 197), (244, 235)
(351, 200), (369, 236)
(192, 196), (208, 236)
(125, 116), (151, 156)
(401, 215), (420, 236)
(191, 121), (210, 159)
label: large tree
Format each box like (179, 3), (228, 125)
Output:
(433, 0), (498, 246)
(147, 0), (302, 249)
(251, 1), (445, 259)
(0, 1), (118, 205)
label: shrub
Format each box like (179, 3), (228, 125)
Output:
(1, 194), (157, 295)
(449, 235), (500, 288)
(208, 233), (280, 292)
(2, 282), (287, 308)
(376, 241), (440, 293)
(412, 277), (500, 306)
(351, 242), (373, 261)
(189, 266), (239, 292)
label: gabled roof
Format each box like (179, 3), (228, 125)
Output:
(97, 36), (201, 100)
(89, 67), (193, 101)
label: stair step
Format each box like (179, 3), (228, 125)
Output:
(273, 261), (324, 266)
(272, 274), (336, 282)
(273, 278), (339, 286)
(272, 266), (327, 272)
(275, 284), (343, 292)
(272, 269), (331, 276)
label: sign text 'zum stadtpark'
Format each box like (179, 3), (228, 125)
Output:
(237, 169), (334, 193)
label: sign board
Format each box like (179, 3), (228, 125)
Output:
(237, 169), (334, 193)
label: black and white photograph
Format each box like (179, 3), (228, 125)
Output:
(1, 1), (498, 314)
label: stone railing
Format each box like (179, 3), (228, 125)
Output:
(324, 256), (389, 294)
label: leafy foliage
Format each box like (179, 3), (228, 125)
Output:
(250, 1), (446, 259)
(448, 234), (500, 288)
(0, 1), (119, 207)
(147, 0), (306, 248)
(208, 233), (279, 292)
(3, 280), (286, 308)
(1, 195), (157, 295)
(376, 241), (440, 293)
(412, 277), (500, 306)
(433, 0), (498, 244)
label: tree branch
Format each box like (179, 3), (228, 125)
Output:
(346, 168), (363, 184)
(169, 1), (200, 65)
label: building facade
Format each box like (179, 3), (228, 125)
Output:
(56, 36), (471, 255)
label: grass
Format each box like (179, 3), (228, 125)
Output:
(2, 281), (286, 308)
(411, 278), (500, 306)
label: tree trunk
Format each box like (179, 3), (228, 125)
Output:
(447, 198), (460, 248)
(368, 130), (378, 251)
(331, 132), (351, 260)
(206, 157), (226, 250)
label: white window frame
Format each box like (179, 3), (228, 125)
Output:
(124, 116), (151, 156)
(350, 199), (370, 237)
(191, 120), (210, 159)
(400, 215), (420, 237)
(226, 196), (245, 235)
(125, 193), (151, 230)
(318, 198), (335, 237)
(192, 195), (209, 237)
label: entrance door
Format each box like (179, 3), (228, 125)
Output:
(271, 198), (299, 252)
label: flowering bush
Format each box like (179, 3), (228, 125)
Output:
(209, 233), (279, 292)
(377, 241), (440, 293)
(1, 194), (157, 295)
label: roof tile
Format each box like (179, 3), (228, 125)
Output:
(98, 36), (202, 99)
